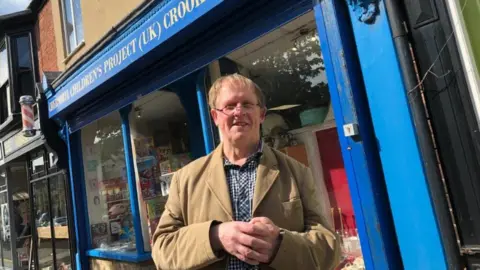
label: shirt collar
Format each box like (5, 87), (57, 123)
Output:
(223, 141), (264, 166)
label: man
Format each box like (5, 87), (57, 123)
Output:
(152, 74), (340, 269)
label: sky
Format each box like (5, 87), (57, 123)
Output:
(0, 0), (32, 16)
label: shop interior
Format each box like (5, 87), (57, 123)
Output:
(130, 90), (193, 251)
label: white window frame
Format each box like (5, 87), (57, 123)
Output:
(0, 41), (11, 123)
(60, 0), (83, 56)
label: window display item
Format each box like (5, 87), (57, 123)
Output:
(159, 173), (173, 196)
(91, 223), (108, 248)
(136, 156), (157, 200)
(110, 221), (121, 235)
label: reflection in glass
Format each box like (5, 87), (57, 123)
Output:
(62, 0), (83, 54)
(0, 85), (8, 124)
(31, 156), (45, 176)
(14, 35), (34, 98)
(0, 43), (7, 86)
(10, 164), (32, 269)
(0, 191), (12, 269)
(81, 112), (136, 253)
(50, 175), (72, 269)
(14, 36), (32, 70)
(62, 0), (75, 53)
(32, 181), (53, 268)
(129, 91), (192, 251)
(221, 11), (364, 269)
(73, 0), (84, 44)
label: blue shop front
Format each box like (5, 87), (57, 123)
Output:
(45, 0), (450, 269)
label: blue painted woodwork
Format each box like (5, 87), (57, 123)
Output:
(120, 106), (146, 254)
(196, 69), (215, 153)
(65, 123), (89, 269)
(315, 0), (402, 268)
(345, 1), (448, 269)
(48, 0), (224, 117)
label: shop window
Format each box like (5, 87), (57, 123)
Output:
(61, 0), (84, 55)
(129, 90), (193, 250)
(0, 42), (10, 124)
(0, 170), (11, 269)
(0, 85), (9, 124)
(211, 11), (364, 268)
(31, 153), (45, 178)
(81, 112), (136, 253)
(32, 173), (72, 270)
(29, 149), (73, 270)
(9, 163), (32, 268)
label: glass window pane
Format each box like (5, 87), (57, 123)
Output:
(81, 112), (136, 253)
(0, 85), (8, 123)
(9, 164), (32, 268)
(130, 91), (192, 251)
(18, 72), (34, 98)
(31, 156), (45, 177)
(50, 174), (72, 269)
(14, 36), (32, 70)
(32, 180), (53, 269)
(62, 0), (76, 53)
(0, 44), (8, 86)
(0, 171), (5, 188)
(0, 191), (12, 269)
(218, 11), (364, 268)
(458, 0), (480, 73)
(73, 0), (84, 43)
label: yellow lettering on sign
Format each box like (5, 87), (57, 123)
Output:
(186, 0), (194, 12)
(178, 1), (186, 18)
(164, 0), (206, 30)
(169, 7), (179, 25)
(149, 25), (158, 40)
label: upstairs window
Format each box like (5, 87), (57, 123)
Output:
(61, 0), (84, 55)
(0, 41), (10, 124)
(12, 34), (35, 100)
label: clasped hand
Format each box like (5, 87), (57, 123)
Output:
(210, 217), (281, 265)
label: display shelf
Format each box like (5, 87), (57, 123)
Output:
(106, 198), (129, 204)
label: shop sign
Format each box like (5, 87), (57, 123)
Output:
(48, 0), (223, 117)
(3, 129), (40, 157)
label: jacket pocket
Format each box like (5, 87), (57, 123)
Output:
(281, 199), (304, 231)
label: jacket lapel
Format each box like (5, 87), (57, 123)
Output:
(205, 144), (234, 220)
(253, 146), (279, 214)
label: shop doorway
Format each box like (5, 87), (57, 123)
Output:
(29, 150), (73, 270)
(202, 10), (365, 268)
(0, 187), (13, 269)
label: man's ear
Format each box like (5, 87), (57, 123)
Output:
(260, 107), (267, 123)
(211, 109), (219, 126)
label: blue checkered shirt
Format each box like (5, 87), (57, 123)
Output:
(224, 144), (263, 270)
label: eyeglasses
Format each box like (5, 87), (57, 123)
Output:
(214, 103), (260, 116)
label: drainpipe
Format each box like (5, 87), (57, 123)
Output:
(383, 0), (463, 268)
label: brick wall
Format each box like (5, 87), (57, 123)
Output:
(35, 0), (59, 74)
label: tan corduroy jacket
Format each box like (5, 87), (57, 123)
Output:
(152, 144), (340, 270)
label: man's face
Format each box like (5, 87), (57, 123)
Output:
(211, 82), (265, 146)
